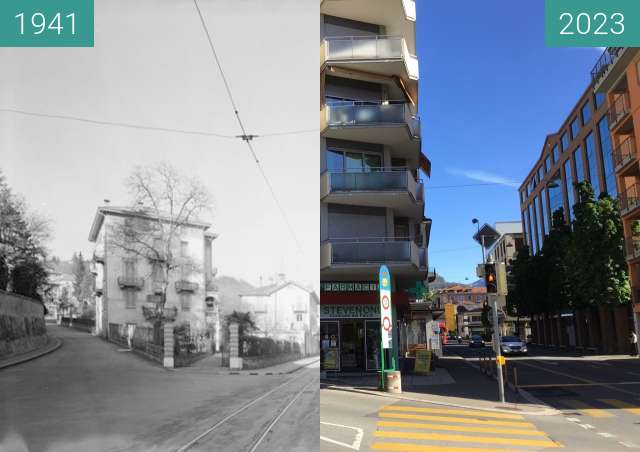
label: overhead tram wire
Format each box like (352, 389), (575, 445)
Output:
(0, 107), (316, 140)
(192, 0), (303, 253)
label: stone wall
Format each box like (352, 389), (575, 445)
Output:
(0, 290), (47, 358)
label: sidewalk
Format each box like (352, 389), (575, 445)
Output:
(180, 355), (319, 375)
(0, 336), (63, 370)
(321, 356), (557, 416)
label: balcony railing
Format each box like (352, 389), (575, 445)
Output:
(206, 279), (219, 292)
(327, 167), (422, 197)
(591, 47), (624, 85)
(626, 239), (640, 261)
(323, 35), (419, 79)
(619, 184), (640, 215)
(608, 92), (631, 130)
(612, 136), (637, 171)
(325, 100), (420, 138)
(93, 249), (105, 264)
(117, 276), (144, 290)
(175, 280), (199, 293)
(327, 238), (421, 265)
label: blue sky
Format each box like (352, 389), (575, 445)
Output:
(417, 0), (604, 283)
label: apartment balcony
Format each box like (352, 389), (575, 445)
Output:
(320, 168), (424, 216)
(608, 93), (633, 133)
(321, 101), (420, 153)
(619, 184), (640, 217)
(591, 47), (636, 93)
(612, 136), (638, 175)
(625, 239), (640, 262)
(175, 280), (199, 293)
(205, 279), (219, 296)
(321, 35), (418, 81)
(117, 276), (144, 290)
(93, 248), (105, 264)
(320, 238), (427, 278)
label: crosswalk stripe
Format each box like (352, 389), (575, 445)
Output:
(559, 399), (614, 418)
(374, 430), (562, 447)
(379, 412), (536, 428)
(380, 405), (524, 420)
(371, 443), (527, 452)
(598, 399), (640, 415)
(376, 420), (547, 436)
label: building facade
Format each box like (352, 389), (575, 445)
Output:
(88, 206), (220, 340)
(240, 277), (320, 356)
(319, 0), (431, 373)
(484, 222), (524, 266)
(592, 47), (640, 352)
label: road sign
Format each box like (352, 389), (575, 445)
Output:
(379, 265), (393, 349)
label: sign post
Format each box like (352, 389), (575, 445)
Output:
(379, 265), (393, 390)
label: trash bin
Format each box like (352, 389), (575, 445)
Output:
(385, 370), (402, 394)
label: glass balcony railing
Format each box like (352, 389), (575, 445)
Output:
(612, 136), (637, 170)
(327, 168), (421, 196)
(327, 238), (423, 265)
(619, 183), (640, 214)
(325, 101), (420, 138)
(324, 35), (405, 61)
(608, 92), (631, 129)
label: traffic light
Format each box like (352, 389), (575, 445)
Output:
(484, 263), (497, 294)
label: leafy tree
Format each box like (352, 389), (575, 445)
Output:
(10, 257), (49, 301)
(224, 310), (257, 338)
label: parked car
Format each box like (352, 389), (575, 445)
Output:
(469, 335), (484, 348)
(500, 336), (528, 355)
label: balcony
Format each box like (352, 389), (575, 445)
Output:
(612, 136), (637, 174)
(175, 280), (199, 293)
(626, 239), (640, 262)
(93, 248), (105, 264)
(591, 47), (636, 93)
(205, 279), (219, 294)
(619, 184), (640, 217)
(320, 238), (427, 278)
(321, 35), (418, 81)
(321, 101), (420, 152)
(608, 93), (632, 133)
(117, 276), (144, 290)
(320, 168), (424, 216)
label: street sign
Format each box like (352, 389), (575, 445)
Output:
(379, 265), (393, 349)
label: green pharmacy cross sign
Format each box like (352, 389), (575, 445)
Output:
(407, 281), (429, 301)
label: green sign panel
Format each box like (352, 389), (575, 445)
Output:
(545, 0), (640, 47)
(0, 0), (94, 47)
(320, 304), (380, 319)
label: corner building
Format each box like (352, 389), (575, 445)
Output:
(319, 0), (432, 373)
(592, 47), (640, 350)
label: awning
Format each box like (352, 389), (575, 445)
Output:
(420, 153), (431, 178)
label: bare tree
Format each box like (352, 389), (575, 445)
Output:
(108, 162), (213, 326)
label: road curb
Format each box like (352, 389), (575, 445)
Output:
(0, 337), (63, 370)
(321, 383), (559, 416)
(178, 358), (319, 376)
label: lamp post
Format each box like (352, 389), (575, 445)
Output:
(472, 218), (486, 264)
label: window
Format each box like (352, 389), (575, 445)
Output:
(553, 144), (560, 162)
(541, 188), (550, 236)
(574, 147), (585, 183)
(536, 194), (546, 239)
(545, 155), (551, 173)
(548, 172), (564, 218)
(564, 160), (575, 221)
(326, 149), (383, 172)
(595, 92), (606, 109)
(561, 132), (569, 152)
(529, 203), (539, 253)
(584, 132), (601, 196)
(571, 117), (580, 140)
(581, 101), (591, 124)
(538, 166), (544, 181)
(598, 117), (617, 196)
(125, 290), (137, 308)
(296, 313), (303, 322)
(180, 293), (191, 311)
(180, 241), (189, 257)
(523, 210), (531, 250)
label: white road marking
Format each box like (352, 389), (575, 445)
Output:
(320, 421), (363, 451)
(619, 441), (640, 448)
(578, 424), (595, 430)
(566, 417), (581, 423)
(598, 432), (616, 438)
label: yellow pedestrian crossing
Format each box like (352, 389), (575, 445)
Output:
(558, 399), (614, 418)
(598, 399), (640, 415)
(371, 405), (562, 451)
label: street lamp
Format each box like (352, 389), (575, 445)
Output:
(472, 218), (486, 264)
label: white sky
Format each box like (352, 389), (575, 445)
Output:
(1, 0), (318, 290)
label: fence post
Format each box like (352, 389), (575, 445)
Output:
(163, 324), (174, 369)
(229, 322), (243, 370)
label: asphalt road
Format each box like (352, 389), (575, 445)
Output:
(446, 343), (640, 451)
(0, 326), (318, 452)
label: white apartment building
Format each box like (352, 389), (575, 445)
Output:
(319, 0), (431, 372)
(240, 277), (319, 355)
(484, 221), (525, 265)
(88, 205), (219, 338)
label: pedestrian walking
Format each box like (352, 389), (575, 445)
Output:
(631, 331), (638, 356)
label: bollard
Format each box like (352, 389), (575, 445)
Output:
(513, 366), (519, 392)
(385, 371), (402, 394)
